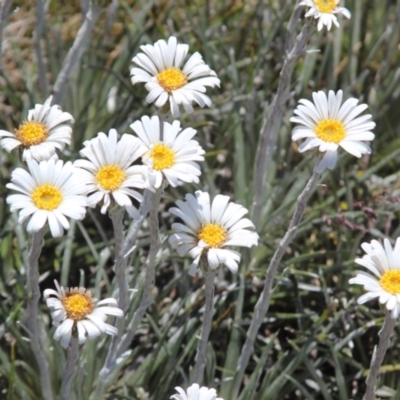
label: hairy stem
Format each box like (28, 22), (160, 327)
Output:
(0, 0), (12, 70)
(110, 207), (129, 313)
(95, 187), (162, 398)
(34, 0), (48, 96)
(363, 314), (396, 400)
(26, 228), (54, 400)
(60, 337), (79, 400)
(123, 189), (154, 258)
(52, 1), (101, 104)
(252, 10), (313, 227)
(234, 164), (321, 398)
(116, 186), (163, 357)
(192, 269), (216, 384)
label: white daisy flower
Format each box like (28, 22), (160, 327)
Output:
(290, 90), (375, 173)
(169, 191), (259, 276)
(171, 384), (223, 400)
(130, 36), (220, 117)
(349, 238), (400, 319)
(6, 159), (87, 237)
(130, 115), (205, 189)
(300, 0), (351, 31)
(43, 280), (123, 348)
(74, 129), (148, 214)
(0, 96), (74, 161)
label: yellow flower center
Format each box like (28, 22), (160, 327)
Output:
(15, 121), (49, 147)
(31, 184), (63, 210)
(197, 224), (227, 248)
(380, 270), (400, 295)
(315, 0), (337, 13)
(315, 119), (346, 143)
(96, 165), (126, 191)
(156, 67), (188, 92)
(150, 143), (175, 171)
(62, 292), (94, 321)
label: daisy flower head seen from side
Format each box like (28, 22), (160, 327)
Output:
(299, 0), (351, 31)
(6, 159), (87, 237)
(349, 238), (400, 319)
(290, 90), (375, 173)
(130, 36), (220, 117)
(130, 115), (205, 189)
(171, 384), (224, 400)
(74, 129), (148, 214)
(169, 191), (259, 276)
(44, 280), (123, 348)
(0, 96), (74, 161)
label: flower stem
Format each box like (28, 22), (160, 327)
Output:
(26, 227), (54, 400)
(95, 186), (163, 398)
(123, 188), (154, 258)
(52, 0), (101, 104)
(363, 314), (397, 400)
(252, 10), (313, 227)
(116, 186), (163, 357)
(233, 163), (321, 398)
(110, 207), (129, 313)
(60, 337), (79, 400)
(192, 269), (216, 384)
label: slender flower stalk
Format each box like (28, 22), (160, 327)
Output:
(110, 207), (129, 313)
(124, 188), (154, 256)
(363, 314), (396, 400)
(95, 186), (164, 397)
(60, 337), (79, 400)
(233, 163), (321, 398)
(0, 0), (12, 71)
(117, 186), (164, 357)
(52, 0), (102, 104)
(252, 16), (314, 228)
(26, 227), (54, 400)
(192, 268), (216, 384)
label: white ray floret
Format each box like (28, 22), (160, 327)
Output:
(0, 96), (74, 161)
(291, 90), (375, 173)
(169, 191), (259, 276)
(6, 159), (87, 237)
(171, 384), (224, 400)
(43, 280), (123, 348)
(131, 36), (220, 117)
(130, 115), (205, 189)
(349, 238), (400, 319)
(74, 129), (148, 214)
(300, 0), (351, 31)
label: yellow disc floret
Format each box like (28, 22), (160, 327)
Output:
(15, 121), (49, 147)
(315, 119), (346, 143)
(197, 224), (227, 248)
(31, 184), (63, 210)
(380, 270), (400, 295)
(156, 67), (188, 92)
(315, 0), (337, 13)
(62, 291), (94, 321)
(96, 165), (126, 191)
(150, 143), (175, 171)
